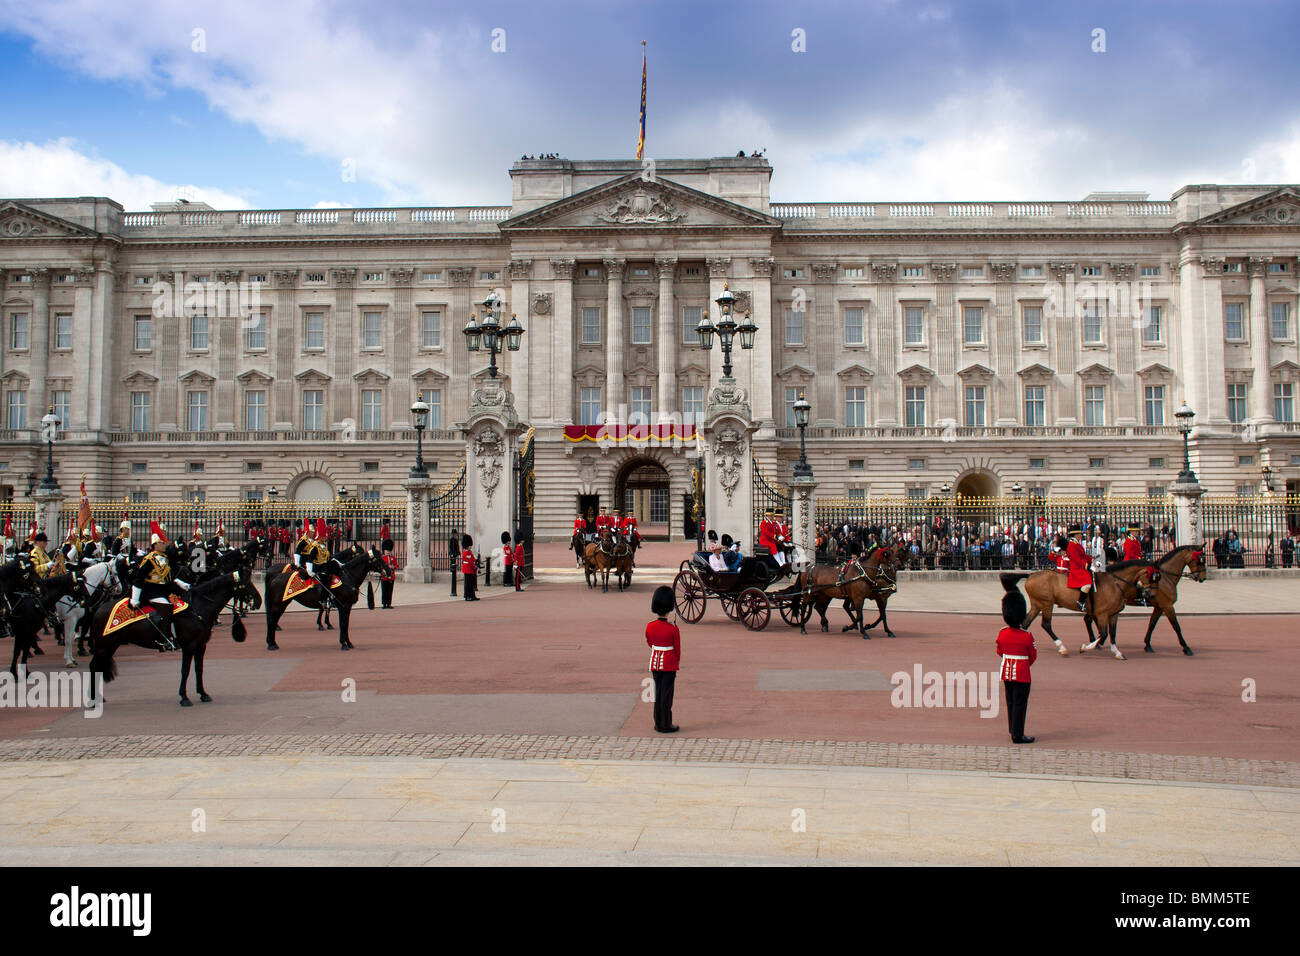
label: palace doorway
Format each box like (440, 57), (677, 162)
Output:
(616, 458), (671, 540)
(952, 470), (999, 528)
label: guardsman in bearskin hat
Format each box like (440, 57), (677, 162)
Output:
(996, 586), (1036, 744)
(1065, 524), (1093, 612)
(1049, 534), (1070, 574)
(130, 520), (191, 651)
(461, 533), (480, 601)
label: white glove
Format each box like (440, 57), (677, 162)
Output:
(130, 586), (141, 609)
(176, 580), (191, 591)
(292, 553), (301, 567)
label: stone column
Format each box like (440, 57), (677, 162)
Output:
(1111, 262), (1137, 425)
(1248, 256), (1274, 424)
(811, 262), (838, 425)
(790, 473), (818, 557)
(871, 263), (898, 424)
(459, 379), (526, 565)
(508, 258), (532, 421)
(448, 267), (475, 424)
(1049, 261), (1078, 424)
(155, 270), (180, 430)
(214, 269), (240, 429)
(991, 262), (1016, 424)
(329, 268), (357, 428)
(27, 268), (50, 416)
(272, 270), (298, 429)
(604, 258), (625, 421)
(1197, 256), (1228, 425)
(86, 263), (115, 433)
(655, 257), (677, 420)
(391, 267), (415, 429)
(33, 485), (63, 542)
(749, 257), (775, 424)
(402, 473), (433, 583)
(700, 377), (755, 546)
(551, 258), (575, 424)
(1169, 476), (1204, 550)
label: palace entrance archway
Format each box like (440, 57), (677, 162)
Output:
(615, 458), (671, 539)
(952, 470), (999, 527)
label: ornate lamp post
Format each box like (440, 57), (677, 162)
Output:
(38, 406), (60, 491)
(1262, 465), (1276, 567)
(1011, 481), (1023, 532)
(1175, 402), (1197, 482)
(463, 292), (524, 380)
(695, 283), (756, 379)
(409, 400), (430, 478)
(792, 392), (812, 479)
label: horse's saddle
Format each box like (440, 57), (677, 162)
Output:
(282, 571), (343, 602)
(103, 594), (188, 637)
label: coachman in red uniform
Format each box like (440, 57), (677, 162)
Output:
(461, 534), (480, 601)
(501, 531), (514, 588)
(996, 587), (1036, 743)
(646, 585), (681, 733)
(595, 507), (613, 539)
(620, 512), (639, 544)
(1121, 524), (1144, 562)
(1065, 524), (1093, 611)
(758, 509), (785, 568)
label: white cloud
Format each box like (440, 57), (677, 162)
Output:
(0, 138), (251, 209)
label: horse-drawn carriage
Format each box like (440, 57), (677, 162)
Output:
(671, 546), (806, 631)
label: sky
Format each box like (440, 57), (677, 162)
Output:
(1, 0), (1299, 211)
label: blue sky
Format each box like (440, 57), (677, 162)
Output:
(2, 0), (1298, 210)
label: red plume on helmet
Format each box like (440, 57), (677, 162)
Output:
(150, 520), (169, 545)
(315, 517), (327, 540)
(2, 514), (12, 539)
(192, 519), (202, 540)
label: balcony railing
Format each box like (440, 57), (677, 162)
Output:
(122, 206), (512, 229)
(104, 428), (461, 443)
(770, 200), (1175, 222)
(774, 424), (1181, 440)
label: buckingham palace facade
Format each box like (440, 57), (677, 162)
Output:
(2, 155), (1300, 540)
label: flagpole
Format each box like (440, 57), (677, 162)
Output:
(637, 39), (646, 161)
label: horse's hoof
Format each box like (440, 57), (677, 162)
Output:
(1144, 645), (1154, 653)
(180, 698), (192, 707)
(1183, 647), (1194, 657)
(1114, 653), (1127, 661)
(200, 694), (212, 703)
(886, 632), (896, 639)
(317, 625), (325, 631)
(267, 642), (279, 651)
(1057, 647), (1069, 657)
(327, 624), (334, 630)
(861, 633), (870, 640)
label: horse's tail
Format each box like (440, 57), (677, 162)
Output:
(1000, 571), (1030, 592)
(91, 649), (118, 684)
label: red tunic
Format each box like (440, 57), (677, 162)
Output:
(379, 555), (396, 581)
(1122, 537), (1143, 561)
(513, 543), (525, 569)
(645, 618), (681, 672)
(1066, 539), (1092, 588)
(1051, 552), (1069, 573)
(758, 519), (780, 556)
(461, 548), (478, 574)
(503, 546), (513, 568)
(573, 518), (586, 534)
(996, 626), (1036, 682)
(595, 514), (613, 534)
(621, 516), (638, 536)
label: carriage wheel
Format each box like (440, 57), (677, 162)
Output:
(679, 559), (694, 573)
(719, 592), (740, 620)
(671, 570), (707, 624)
(738, 588), (771, 631)
(778, 594), (812, 627)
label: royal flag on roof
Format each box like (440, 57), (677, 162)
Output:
(636, 40), (646, 161)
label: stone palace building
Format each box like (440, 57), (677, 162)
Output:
(2, 155), (1299, 540)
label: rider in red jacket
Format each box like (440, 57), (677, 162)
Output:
(1065, 525), (1093, 611)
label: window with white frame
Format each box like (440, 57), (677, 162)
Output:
(1022, 305), (1043, 344)
(905, 386), (926, 426)
(305, 272), (324, 283)
(361, 389), (383, 430)
(304, 312), (325, 350)
(1272, 302), (1290, 340)
(682, 386), (703, 425)
(418, 388), (442, 429)
(844, 307), (865, 345)
(1082, 303), (1103, 344)
(189, 314), (209, 350)
(1143, 305), (1162, 343)
(1275, 382), (1295, 422)
(902, 266), (924, 278)
(6, 390), (25, 429)
(1024, 385), (1045, 426)
(54, 314), (72, 350)
(962, 306), (983, 344)
(631, 307), (652, 345)
(580, 307), (601, 345)
(245, 390), (266, 430)
(131, 392), (151, 432)
(843, 267), (864, 278)
(247, 311), (267, 350)
(1084, 385), (1106, 426)
(961, 266), (983, 278)
(187, 391), (209, 431)
(579, 387), (601, 425)
(1269, 262), (1288, 273)
(362, 312), (382, 349)
(1140, 265), (1161, 277)
(1021, 265), (1043, 278)
(1079, 266), (1101, 277)
(964, 385), (986, 426)
(784, 387), (799, 427)
(682, 306), (702, 345)
(421, 311), (442, 348)
(845, 386), (866, 427)
(1224, 302), (1245, 340)
(1143, 384), (1165, 426)
(52, 390), (70, 433)
(630, 386), (652, 424)
(1227, 384), (1247, 423)
(9, 313), (28, 350)
(133, 315), (152, 351)
(302, 390), (324, 430)
(785, 308), (804, 346)
(904, 306), (924, 345)
(848, 488), (866, 501)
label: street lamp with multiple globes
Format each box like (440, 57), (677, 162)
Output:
(792, 392), (812, 479)
(1174, 401), (1197, 482)
(695, 283), (757, 378)
(409, 400), (431, 478)
(38, 406), (60, 491)
(463, 291), (524, 380)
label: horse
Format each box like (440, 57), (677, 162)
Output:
(87, 569), (257, 706)
(0, 556), (41, 645)
(616, 533), (641, 589)
(1077, 559), (1165, 660)
(264, 545), (387, 650)
(583, 531), (629, 593)
(794, 543), (903, 638)
(1000, 562), (1158, 659)
(840, 541), (909, 637)
(1136, 545), (1208, 656)
(570, 531), (589, 568)
(53, 559), (119, 666)
(7, 572), (86, 678)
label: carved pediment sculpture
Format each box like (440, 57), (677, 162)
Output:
(597, 188), (684, 224)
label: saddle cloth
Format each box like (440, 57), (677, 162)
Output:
(282, 571), (343, 602)
(103, 594), (189, 637)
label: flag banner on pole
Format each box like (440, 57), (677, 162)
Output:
(637, 41), (646, 160)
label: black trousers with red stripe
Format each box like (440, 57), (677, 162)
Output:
(652, 670), (676, 730)
(1003, 680), (1031, 739)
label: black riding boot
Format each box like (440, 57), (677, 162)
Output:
(148, 611), (177, 651)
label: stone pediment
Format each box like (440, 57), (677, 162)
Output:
(897, 363), (935, 381)
(179, 369), (216, 387)
(0, 201), (98, 241)
(294, 367), (332, 384)
(1077, 362), (1115, 381)
(498, 174), (781, 232)
(1271, 359), (1300, 378)
(957, 363), (995, 381)
(776, 363), (816, 380)
(352, 367), (391, 384)
(1138, 361), (1175, 378)
(836, 362), (874, 379)
(236, 369), (272, 385)
(1197, 187), (1300, 227)
(1017, 362), (1055, 382)
(121, 370), (159, 387)
(412, 367), (450, 384)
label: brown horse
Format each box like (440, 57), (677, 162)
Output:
(1077, 560), (1165, 660)
(1135, 545), (1208, 656)
(583, 532), (628, 592)
(796, 544), (903, 638)
(615, 533), (640, 589)
(840, 541), (909, 636)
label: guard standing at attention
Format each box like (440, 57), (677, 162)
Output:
(501, 531), (513, 588)
(461, 534), (480, 601)
(996, 586), (1036, 744)
(646, 585), (681, 733)
(513, 536), (525, 591)
(379, 538), (396, 608)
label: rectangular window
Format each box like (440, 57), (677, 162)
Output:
(131, 462), (147, 474)
(908, 458), (925, 470)
(130, 490), (149, 503)
(904, 306), (924, 345)
(844, 307), (865, 345)
(189, 314), (209, 350)
(581, 307), (601, 345)
(54, 314), (73, 350)
(1238, 455), (1255, 466)
(363, 272), (385, 283)
(1140, 265), (1161, 277)
(1084, 385), (1106, 426)
(1022, 306), (1043, 344)
(134, 316), (152, 351)
(131, 392), (151, 432)
(1021, 265), (1043, 277)
(479, 271), (498, 281)
(362, 312), (382, 349)
(1144, 384), (1165, 426)
(784, 387), (799, 428)
(421, 271), (441, 282)
(631, 307), (652, 345)
(845, 387), (866, 427)
(1087, 485), (1107, 502)
(902, 266), (924, 278)
(52, 390), (70, 433)
(1272, 302), (1290, 340)
(1148, 457), (1165, 469)
(630, 267), (650, 278)
(843, 267), (864, 278)
(189, 490), (206, 504)
(1024, 385), (1045, 426)
(1275, 383), (1295, 422)
(1227, 384), (1247, 423)
(1090, 457), (1106, 469)
(1080, 266), (1101, 277)
(579, 387), (602, 426)
(1029, 458), (1045, 469)
(302, 390), (324, 430)
(683, 307), (702, 345)
(962, 267), (983, 278)
(304, 313), (325, 350)
(187, 391), (208, 431)
(964, 385), (985, 426)
(421, 311), (442, 348)
(1269, 262), (1288, 273)
(905, 386), (926, 427)
(682, 386), (703, 425)
(1224, 302), (1245, 340)
(361, 389), (383, 430)
(6, 391), (24, 429)
(1223, 262), (1242, 273)
(783, 268), (805, 279)
(1143, 306), (1162, 343)
(189, 462), (204, 473)
(418, 388), (442, 430)
(682, 266), (701, 276)
(1082, 303), (1103, 343)
(583, 267), (601, 278)
(9, 313), (28, 350)
(963, 306), (983, 344)
(305, 272), (324, 283)
(362, 462), (379, 473)
(849, 459), (865, 472)
(785, 309), (804, 346)
(247, 312), (267, 350)
(245, 390), (266, 430)
(630, 386), (652, 424)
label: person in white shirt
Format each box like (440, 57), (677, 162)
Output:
(1090, 525), (1107, 572)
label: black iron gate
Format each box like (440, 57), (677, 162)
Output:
(752, 458), (791, 547)
(688, 458), (706, 548)
(429, 461), (466, 573)
(515, 427), (535, 579)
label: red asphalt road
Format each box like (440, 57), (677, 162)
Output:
(3, 575), (1297, 763)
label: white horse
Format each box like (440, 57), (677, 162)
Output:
(54, 559), (118, 668)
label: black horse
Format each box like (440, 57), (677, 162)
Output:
(7, 572), (85, 677)
(264, 545), (386, 651)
